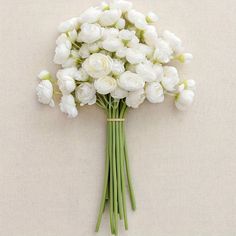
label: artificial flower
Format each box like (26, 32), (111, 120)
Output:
(75, 82), (96, 105)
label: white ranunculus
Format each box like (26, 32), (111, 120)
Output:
(77, 23), (102, 44)
(53, 43), (71, 64)
(67, 29), (77, 42)
(136, 63), (157, 82)
(102, 28), (119, 39)
(94, 76), (117, 94)
(102, 38), (123, 52)
(82, 53), (112, 79)
(110, 0), (133, 12)
(74, 68), (89, 81)
(163, 30), (183, 53)
(126, 48), (146, 64)
(59, 94), (78, 118)
(58, 17), (79, 32)
(153, 64), (164, 82)
(137, 43), (154, 58)
(177, 53), (193, 64)
(57, 67), (77, 80)
(36, 80), (54, 107)
(112, 59), (125, 76)
(116, 47), (127, 58)
(79, 7), (102, 24)
(99, 9), (122, 27)
(78, 44), (90, 58)
(126, 89), (145, 108)
(62, 57), (76, 68)
(126, 35), (139, 48)
(145, 82), (164, 103)
(119, 29), (135, 41)
(38, 70), (51, 80)
(56, 34), (72, 48)
(161, 66), (180, 92)
(146, 12), (159, 23)
(175, 90), (194, 111)
(88, 43), (100, 53)
(57, 75), (76, 94)
(118, 71), (144, 91)
(178, 79), (196, 92)
(115, 18), (126, 29)
(111, 86), (128, 99)
(75, 82), (96, 105)
(143, 25), (158, 47)
(153, 39), (173, 63)
(127, 9), (147, 30)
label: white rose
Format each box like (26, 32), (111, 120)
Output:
(59, 95), (78, 118)
(146, 12), (159, 23)
(115, 18), (126, 29)
(126, 48), (146, 64)
(126, 89), (145, 108)
(77, 23), (102, 44)
(127, 9), (147, 30)
(74, 68), (89, 81)
(112, 59), (125, 76)
(78, 44), (90, 58)
(82, 53), (112, 79)
(161, 66), (180, 92)
(79, 7), (102, 24)
(136, 63), (157, 82)
(175, 90), (194, 111)
(143, 25), (158, 47)
(110, 0), (133, 12)
(53, 43), (71, 65)
(102, 38), (123, 52)
(94, 76), (117, 95)
(57, 75), (76, 95)
(99, 9), (122, 27)
(111, 86), (128, 99)
(58, 17), (79, 32)
(145, 82), (164, 103)
(153, 39), (173, 63)
(163, 30), (183, 53)
(36, 80), (54, 107)
(75, 82), (96, 105)
(118, 71), (144, 91)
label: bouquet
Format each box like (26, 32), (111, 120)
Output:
(36, 0), (196, 234)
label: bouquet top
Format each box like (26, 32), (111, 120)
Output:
(36, 0), (195, 118)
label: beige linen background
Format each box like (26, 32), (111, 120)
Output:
(0, 0), (236, 235)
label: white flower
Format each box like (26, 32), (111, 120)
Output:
(94, 76), (117, 94)
(59, 95), (78, 118)
(38, 70), (51, 80)
(111, 86), (128, 99)
(78, 44), (90, 58)
(36, 80), (54, 107)
(53, 43), (71, 64)
(161, 66), (179, 92)
(153, 64), (164, 82)
(119, 29), (135, 41)
(178, 79), (196, 92)
(153, 39), (173, 63)
(127, 9), (147, 30)
(175, 90), (194, 111)
(137, 43), (154, 58)
(56, 34), (71, 48)
(145, 82), (164, 103)
(126, 48), (146, 64)
(77, 23), (102, 44)
(57, 67), (77, 80)
(143, 25), (158, 47)
(79, 7), (102, 24)
(146, 12), (159, 23)
(118, 71), (144, 91)
(74, 68), (89, 81)
(62, 57), (76, 68)
(58, 17), (79, 32)
(57, 75), (76, 94)
(115, 18), (126, 29)
(102, 28), (119, 39)
(88, 43), (100, 53)
(110, 0), (133, 12)
(99, 9), (122, 27)
(176, 53), (193, 64)
(67, 29), (77, 42)
(112, 59), (125, 76)
(82, 53), (112, 79)
(163, 30), (183, 53)
(75, 82), (96, 105)
(136, 63), (157, 82)
(116, 47), (127, 58)
(126, 89), (145, 108)
(102, 38), (123, 52)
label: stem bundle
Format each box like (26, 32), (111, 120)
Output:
(95, 95), (136, 235)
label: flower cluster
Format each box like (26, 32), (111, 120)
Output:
(36, 0), (195, 117)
